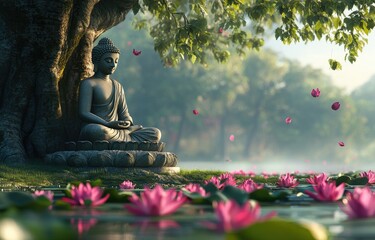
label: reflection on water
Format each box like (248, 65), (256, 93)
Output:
(179, 160), (375, 174)
(65, 204), (375, 240)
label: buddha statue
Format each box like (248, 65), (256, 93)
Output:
(78, 37), (161, 143)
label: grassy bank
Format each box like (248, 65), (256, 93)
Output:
(0, 163), (280, 189)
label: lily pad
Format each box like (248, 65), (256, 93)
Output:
(249, 189), (289, 202)
(348, 177), (368, 186)
(226, 218), (330, 240)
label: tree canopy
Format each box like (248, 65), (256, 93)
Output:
(132, 0), (374, 69)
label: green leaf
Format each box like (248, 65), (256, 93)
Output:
(6, 192), (35, 208)
(104, 188), (132, 203)
(249, 189), (289, 202)
(328, 59), (342, 70)
(54, 200), (72, 210)
(221, 186), (249, 205)
(227, 218), (330, 240)
(335, 175), (351, 186)
(349, 177), (369, 186)
(30, 196), (52, 210)
(189, 54), (197, 64)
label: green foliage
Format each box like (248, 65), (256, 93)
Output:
(333, 175), (369, 186)
(104, 188), (133, 203)
(132, 0), (374, 67)
(249, 189), (290, 202)
(101, 22), (366, 161)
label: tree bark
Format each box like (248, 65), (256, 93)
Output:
(0, 0), (135, 164)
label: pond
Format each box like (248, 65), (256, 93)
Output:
(52, 200), (375, 240)
(1, 175), (375, 240)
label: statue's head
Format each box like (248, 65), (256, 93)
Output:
(92, 38), (120, 72)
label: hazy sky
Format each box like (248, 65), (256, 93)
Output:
(264, 31), (375, 93)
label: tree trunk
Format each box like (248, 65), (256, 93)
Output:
(172, 108), (186, 154)
(0, 0), (135, 164)
(242, 102), (262, 158)
(217, 113), (227, 158)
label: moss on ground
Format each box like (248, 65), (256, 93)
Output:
(0, 163), (287, 189)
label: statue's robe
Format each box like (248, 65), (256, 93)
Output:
(79, 80), (161, 142)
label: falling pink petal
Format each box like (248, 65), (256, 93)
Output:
(338, 141), (345, 147)
(127, 41), (132, 46)
(229, 134), (235, 142)
(192, 109), (199, 115)
(132, 49), (142, 56)
(285, 116), (292, 124)
(311, 88), (321, 97)
(331, 102), (341, 110)
(218, 27), (223, 33)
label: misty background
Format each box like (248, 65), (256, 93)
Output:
(101, 19), (375, 173)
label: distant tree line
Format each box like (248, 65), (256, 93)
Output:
(104, 20), (374, 164)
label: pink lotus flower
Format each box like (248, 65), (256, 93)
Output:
(359, 170), (375, 184)
(183, 183), (209, 197)
(238, 179), (263, 193)
(311, 88), (320, 97)
(229, 134), (235, 142)
(61, 183), (110, 207)
(33, 190), (54, 202)
(340, 187), (375, 219)
(276, 173), (299, 188)
(305, 182), (345, 202)
(207, 200), (276, 232)
(192, 109), (199, 115)
(306, 173), (328, 185)
(331, 101), (340, 110)
(132, 49), (142, 56)
(285, 116), (292, 124)
(124, 185), (187, 216)
(119, 180), (136, 190)
(338, 141), (345, 147)
(204, 173), (237, 189)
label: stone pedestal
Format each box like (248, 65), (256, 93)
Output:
(44, 141), (179, 173)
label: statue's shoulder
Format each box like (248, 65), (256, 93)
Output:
(80, 77), (96, 86)
(111, 79), (123, 87)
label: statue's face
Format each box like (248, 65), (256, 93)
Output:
(96, 52), (120, 75)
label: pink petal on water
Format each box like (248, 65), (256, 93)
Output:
(338, 141), (345, 147)
(192, 109), (199, 115)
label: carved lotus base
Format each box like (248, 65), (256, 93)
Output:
(44, 150), (178, 169)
